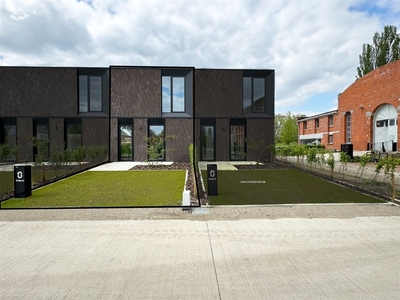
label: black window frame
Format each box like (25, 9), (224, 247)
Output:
(162, 76), (186, 113)
(0, 118), (17, 161)
(230, 119), (246, 161)
(200, 118), (216, 161)
(33, 118), (50, 161)
(78, 68), (109, 116)
(118, 118), (134, 161)
(64, 118), (82, 150)
(243, 77), (267, 114)
(148, 118), (166, 161)
(161, 68), (193, 117)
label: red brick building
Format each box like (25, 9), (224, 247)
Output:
(298, 60), (400, 152)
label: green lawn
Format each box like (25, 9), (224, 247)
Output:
(202, 169), (384, 205)
(0, 169), (69, 195)
(1, 170), (186, 208)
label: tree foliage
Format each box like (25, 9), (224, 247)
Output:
(275, 112), (302, 144)
(357, 25), (400, 79)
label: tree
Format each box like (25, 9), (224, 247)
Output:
(357, 25), (400, 79)
(275, 112), (301, 144)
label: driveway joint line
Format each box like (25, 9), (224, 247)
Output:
(206, 221), (222, 300)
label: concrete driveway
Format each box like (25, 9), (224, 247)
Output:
(1, 205), (400, 299)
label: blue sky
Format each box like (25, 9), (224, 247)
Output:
(1, 0), (400, 116)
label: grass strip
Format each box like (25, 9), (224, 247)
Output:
(202, 169), (384, 205)
(2, 170), (185, 208)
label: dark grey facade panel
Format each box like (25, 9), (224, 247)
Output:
(133, 118), (148, 162)
(0, 67), (78, 117)
(195, 69), (243, 118)
(82, 118), (109, 148)
(165, 118), (193, 161)
(246, 118), (274, 161)
(215, 118), (230, 161)
(17, 118), (33, 162)
(111, 68), (161, 117)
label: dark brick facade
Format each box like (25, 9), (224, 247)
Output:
(1, 66), (274, 163)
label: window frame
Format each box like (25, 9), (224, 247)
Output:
(33, 118), (50, 161)
(328, 134), (333, 144)
(77, 68), (109, 116)
(243, 77), (267, 114)
(345, 112), (351, 143)
(64, 118), (82, 150)
(118, 118), (134, 161)
(162, 76), (186, 113)
(329, 115), (334, 127)
(79, 75), (103, 113)
(230, 119), (246, 161)
(148, 118), (166, 161)
(315, 118), (320, 128)
(200, 119), (216, 161)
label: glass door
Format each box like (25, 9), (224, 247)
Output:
(201, 123), (215, 161)
(119, 120), (133, 161)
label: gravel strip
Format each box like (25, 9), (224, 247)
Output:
(0, 203), (399, 222)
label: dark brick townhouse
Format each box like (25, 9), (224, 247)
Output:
(0, 66), (274, 162)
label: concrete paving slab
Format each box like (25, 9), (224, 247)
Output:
(89, 161), (174, 171)
(0, 216), (400, 299)
(0, 220), (219, 299)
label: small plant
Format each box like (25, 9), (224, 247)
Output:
(327, 152), (335, 180)
(339, 152), (350, 178)
(145, 134), (175, 164)
(0, 143), (12, 163)
(189, 143), (199, 197)
(246, 138), (268, 168)
(306, 147), (318, 166)
(357, 154), (370, 178)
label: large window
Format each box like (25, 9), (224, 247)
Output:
(65, 119), (82, 150)
(148, 119), (165, 161)
(243, 77), (266, 113)
(0, 118), (17, 161)
(345, 112), (351, 143)
(201, 119), (215, 161)
(33, 118), (49, 161)
(162, 76), (185, 113)
(119, 119), (133, 161)
(79, 75), (102, 112)
(230, 119), (246, 160)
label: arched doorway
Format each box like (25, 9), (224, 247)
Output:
(373, 104), (397, 151)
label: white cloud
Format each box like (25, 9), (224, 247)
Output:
(0, 0), (398, 114)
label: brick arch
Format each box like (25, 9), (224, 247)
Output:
(371, 104), (397, 151)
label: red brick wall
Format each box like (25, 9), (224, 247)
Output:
(338, 60), (400, 151)
(299, 60), (400, 151)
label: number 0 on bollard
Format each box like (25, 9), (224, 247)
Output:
(207, 164), (218, 196)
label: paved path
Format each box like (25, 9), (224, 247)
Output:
(1, 205), (400, 299)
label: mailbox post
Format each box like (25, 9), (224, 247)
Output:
(14, 165), (32, 198)
(207, 164), (218, 196)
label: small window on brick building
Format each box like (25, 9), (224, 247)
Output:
(315, 118), (319, 128)
(329, 134), (333, 144)
(329, 115), (333, 127)
(304, 121), (307, 129)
